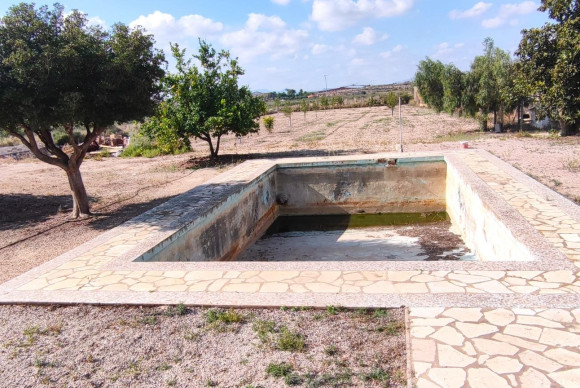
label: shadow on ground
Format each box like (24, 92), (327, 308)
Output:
(0, 194), (79, 230)
(182, 148), (364, 169)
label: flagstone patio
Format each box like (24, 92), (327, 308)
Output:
(1, 149), (579, 387)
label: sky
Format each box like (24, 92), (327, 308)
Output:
(0, 1), (550, 92)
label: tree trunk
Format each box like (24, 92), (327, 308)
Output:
(481, 118), (488, 131)
(66, 167), (91, 218)
(391, 107), (394, 116)
(559, 119), (579, 136)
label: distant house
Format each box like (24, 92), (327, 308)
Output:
(528, 106), (558, 130)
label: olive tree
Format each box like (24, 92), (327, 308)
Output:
(0, 3), (165, 218)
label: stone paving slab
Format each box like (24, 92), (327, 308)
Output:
(409, 307), (580, 388)
(0, 150), (580, 308)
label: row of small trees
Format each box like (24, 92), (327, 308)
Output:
(415, 38), (522, 132)
(415, 0), (579, 136)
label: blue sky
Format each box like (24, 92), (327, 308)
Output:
(1, 1), (550, 92)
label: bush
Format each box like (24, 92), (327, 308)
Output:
(262, 116), (275, 133)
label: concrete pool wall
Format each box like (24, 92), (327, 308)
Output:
(137, 154), (539, 263)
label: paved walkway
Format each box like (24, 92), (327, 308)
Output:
(1, 150), (579, 387)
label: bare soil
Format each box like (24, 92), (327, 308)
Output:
(0, 305), (406, 388)
(1, 104), (580, 387)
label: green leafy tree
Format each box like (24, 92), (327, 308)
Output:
(311, 100), (320, 118)
(469, 38), (512, 130)
(414, 58), (445, 112)
(300, 100), (309, 120)
(320, 96), (329, 110)
(282, 103), (293, 127)
(442, 65), (464, 115)
(147, 41), (266, 157)
(384, 92), (398, 116)
(517, 0), (580, 135)
(0, 3), (165, 218)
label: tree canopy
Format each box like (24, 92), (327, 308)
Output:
(0, 3), (165, 217)
(144, 41), (266, 158)
(517, 0), (580, 135)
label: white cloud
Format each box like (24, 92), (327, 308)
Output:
(350, 58), (365, 66)
(311, 43), (332, 55)
(87, 16), (107, 28)
(220, 13), (308, 62)
(129, 11), (223, 44)
(271, 0), (292, 4)
(352, 27), (388, 45)
(380, 44), (403, 58)
(482, 1), (538, 28)
(449, 2), (492, 20)
(311, 0), (414, 31)
(432, 42), (465, 59)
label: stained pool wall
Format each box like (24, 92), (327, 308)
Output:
(142, 172), (277, 262)
(276, 158), (447, 216)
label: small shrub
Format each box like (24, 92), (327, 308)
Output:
(277, 327), (305, 352)
(139, 316), (157, 325)
(262, 116), (275, 133)
(266, 362), (293, 378)
(361, 368), (390, 383)
(252, 319), (276, 343)
(564, 158), (580, 172)
(285, 373), (303, 386)
(205, 308), (242, 324)
(373, 309), (390, 319)
(376, 321), (405, 335)
(324, 344), (339, 356)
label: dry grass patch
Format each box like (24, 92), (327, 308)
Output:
(0, 305), (407, 387)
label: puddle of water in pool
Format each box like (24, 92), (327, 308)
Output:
(237, 213), (475, 262)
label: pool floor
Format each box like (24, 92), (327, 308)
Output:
(237, 221), (475, 262)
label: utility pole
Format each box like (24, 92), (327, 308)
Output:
(324, 75), (328, 91)
(399, 96), (403, 152)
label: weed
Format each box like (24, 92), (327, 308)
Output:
(373, 309), (390, 319)
(156, 362), (172, 371)
(277, 327), (306, 352)
(252, 319), (276, 344)
(361, 368), (390, 383)
(313, 313), (325, 321)
(376, 321), (405, 335)
(564, 158), (580, 172)
(184, 331), (199, 341)
(326, 305), (345, 315)
(285, 373), (303, 386)
(206, 379), (217, 387)
(326, 121), (338, 127)
(297, 130), (326, 142)
(139, 316), (157, 325)
(166, 377), (177, 386)
(355, 308), (370, 316)
(266, 362), (294, 378)
(86, 354), (96, 363)
(205, 308), (242, 324)
(324, 344), (339, 356)
(514, 130), (532, 138)
(34, 357), (56, 369)
(551, 179), (562, 187)
(303, 370), (353, 387)
(167, 302), (188, 316)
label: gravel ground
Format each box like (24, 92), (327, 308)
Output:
(0, 305), (406, 388)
